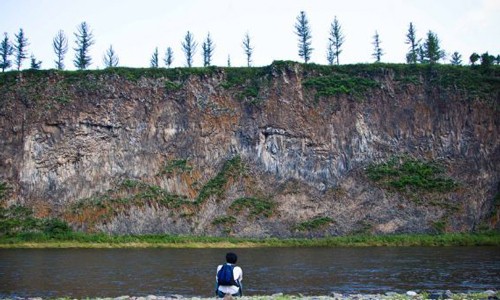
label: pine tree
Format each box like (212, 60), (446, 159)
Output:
(450, 52), (462, 66)
(164, 47), (173, 68)
(73, 22), (95, 70)
(227, 55), (231, 67)
(0, 33), (13, 72)
(372, 31), (383, 62)
(29, 54), (42, 70)
(202, 33), (215, 67)
(417, 45), (426, 63)
(423, 31), (445, 64)
(294, 11), (313, 63)
(150, 47), (159, 68)
(328, 16), (344, 65)
(405, 22), (419, 64)
(53, 30), (68, 70)
(103, 45), (119, 68)
(242, 32), (253, 67)
(469, 53), (480, 65)
(14, 28), (29, 70)
(480, 52), (495, 68)
(182, 31), (197, 67)
(327, 44), (335, 65)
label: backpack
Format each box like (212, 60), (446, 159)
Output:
(217, 263), (239, 286)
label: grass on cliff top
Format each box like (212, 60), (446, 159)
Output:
(0, 232), (499, 248)
(1, 61), (497, 97)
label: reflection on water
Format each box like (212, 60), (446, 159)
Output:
(0, 247), (499, 298)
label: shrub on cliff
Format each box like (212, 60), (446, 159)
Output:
(0, 205), (72, 236)
(366, 157), (458, 193)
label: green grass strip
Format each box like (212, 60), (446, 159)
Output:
(0, 232), (498, 248)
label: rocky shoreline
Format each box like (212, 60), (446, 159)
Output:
(5, 290), (499, 300)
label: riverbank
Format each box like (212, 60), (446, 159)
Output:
(0, 232), (499, 248)
(3, 290), (499, 300)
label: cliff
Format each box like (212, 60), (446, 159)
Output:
(0, 62), (499, 237)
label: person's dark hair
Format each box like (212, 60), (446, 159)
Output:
(226, 252), (237, 264)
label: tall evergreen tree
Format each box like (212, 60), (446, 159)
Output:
(372, 31), (383, 62)
(181, 31), (197, 67)
(202, 32), (215, 67)
(294, 11), (313, 63)
(242, 32), (253, 67)
(0, 33), (13, 72)
(480, 52), (495, 68)
(103, 45), (119, 68)
(405, 22), (419, 64)
(53, 30), (68, 70)
(164, 47), (173, 68)
(14, 28), (29, 70)
(150, 47), (159, 68)
(469, 52), (480, 65)
(450, 52), (462, 66)
(417, 45), (426, 63)
(327, 44), (335, 65)
(227, 54), (231, 67)
(328, 16), (344, 65)
(73, 22), (95, 70)
(423, 31), (445, 64)
(29, 54), (42, 70)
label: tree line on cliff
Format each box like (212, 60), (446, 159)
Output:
(1, 11), (499, 72)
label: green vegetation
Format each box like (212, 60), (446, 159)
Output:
(1, 62), (498, 107)
(0, 231), (498, 248)
(352, 220), (374, 235)
(196, 155), (245, 204)
(301, 62), (499, 103)
(302, 63), (380, 100)
(68, 179), (191, 228)
(0, 181), (8, 200)
(212, 215), (237, 226)
(294, 216), (334, 231)
(0, 205), (72, 237)
(303, 74), (378, 98)
(230, 197), (275, 218)
(164, 80), (182, 92)
(431, 219), (448, 234)
(159, 159), (192, 176)
(221, 66), (269, 103)
(59, 156), (250, 230)
(480, 186), (500, 230)
(366, 156), (457, 193)
(212, 216), (237, 234)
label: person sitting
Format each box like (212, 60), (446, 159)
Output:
(215, 252), (243, 298)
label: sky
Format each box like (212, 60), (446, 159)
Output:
(1, 0), (499, 70)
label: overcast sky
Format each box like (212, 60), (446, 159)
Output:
(1, 0), (499, 70)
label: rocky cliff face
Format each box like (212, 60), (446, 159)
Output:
(1, 62), (499, 237)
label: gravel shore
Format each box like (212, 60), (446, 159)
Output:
(5, 290), (499, 300)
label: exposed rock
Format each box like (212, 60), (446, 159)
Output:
(0, 63), (499, 236)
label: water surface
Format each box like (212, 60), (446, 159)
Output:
(1, 247), (499, 298)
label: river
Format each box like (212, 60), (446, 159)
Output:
(1, 247), (499, 298)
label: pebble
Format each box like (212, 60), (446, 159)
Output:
(4, 290), (499, 300)
(406, 291), (417, 296)
(444, 290), (454, 298)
